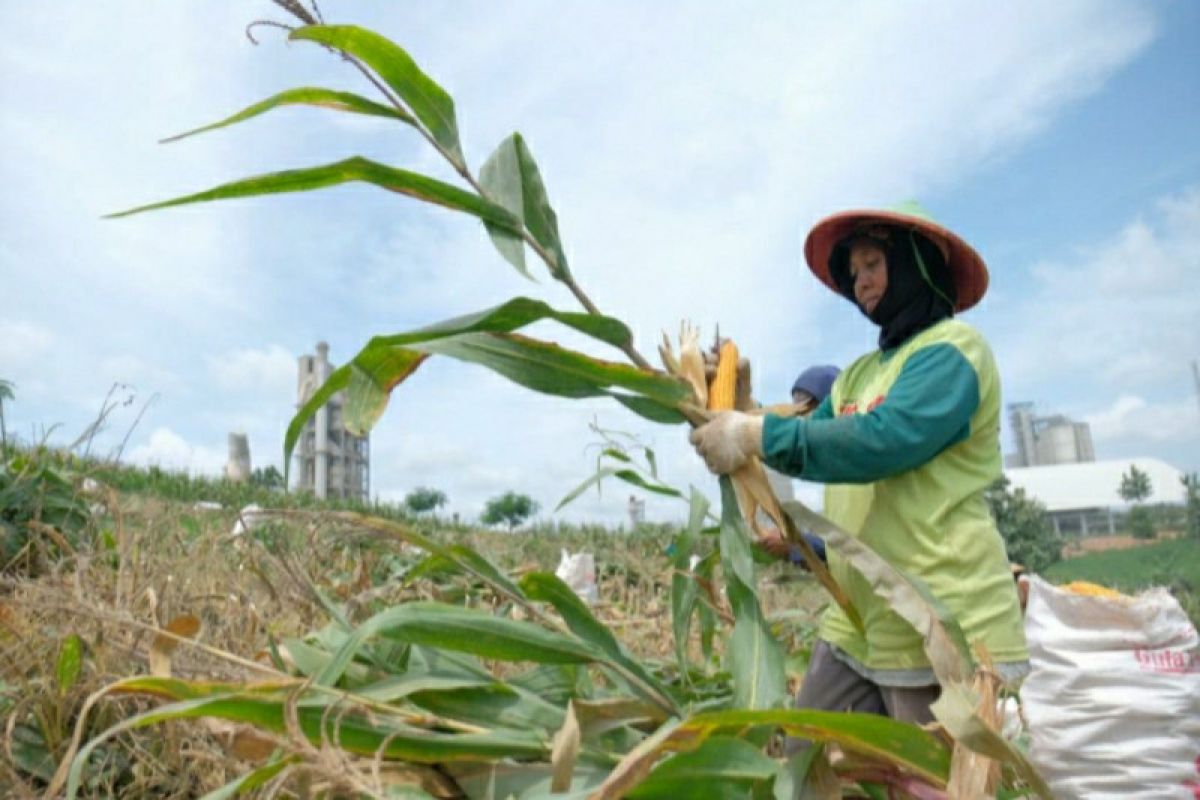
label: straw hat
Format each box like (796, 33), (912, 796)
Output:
(803, 200), (989, 312)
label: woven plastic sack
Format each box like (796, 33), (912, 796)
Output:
(555, 549), (598, 605)
(1021, 575), (1200, 799)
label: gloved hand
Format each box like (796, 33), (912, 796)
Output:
(688, 411), (764, 474)
(703, 342), (755, 411)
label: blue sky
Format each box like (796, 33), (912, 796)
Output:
(2, 1), (1197, 525)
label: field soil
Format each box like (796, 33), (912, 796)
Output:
(1061, 529), (1181, 556)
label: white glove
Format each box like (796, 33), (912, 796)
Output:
(688, 411), (764, 474)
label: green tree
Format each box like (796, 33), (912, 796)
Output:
(249, 465), (285, 491)
(0, 379), (14, 454)
(481, 491), (539, 530)
(405, 486), (447, 515)
(1180, 473), (1199, 539)
(1118, 464), (1155, 539)
(1118, 464), (1152, 503)
(1126, 505), (1156, 540)
(985, 477), (1062, 572)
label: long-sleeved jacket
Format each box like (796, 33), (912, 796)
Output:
(761, 318), (1028, 671)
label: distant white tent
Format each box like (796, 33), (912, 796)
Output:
(1004, 457), (1187, 536)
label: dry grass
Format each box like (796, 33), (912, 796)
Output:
(1, 490), (825, 797)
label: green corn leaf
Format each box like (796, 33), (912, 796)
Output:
(613, 469), (683, 498)
(670, 489), (709, 676)
(444, 544), (528, 601)
(332, 512), (527, 611)
(609, 393), (688, 424)
(316, 602), (603, 686)
(415, 332), (686, 410)
(56, 634), (84, 694)
(108, 156), (516, 225)
(450, 762), (612, 800)
(507, 664), (586, 706)
(283, 298), (652, 482)
(408, 683), (566, 733)
(718, 477), (786, 713)
(681, 708), (951, 788)
(161, 87), (414, 144)
(198, 755), (300, 800)
(290, 25), (465, 168)
(520, 572), (679, 716)
(406, 645), (493, 681)
(352, 674), (491, 703)
(772, 744), (837, 800)
(627, 736), (777, 799)
(781, 500), (974, 684)
(480, 136), (531, 278)
(480, 133), (570, 279)
(67, 684), (548, 797)
(555, 465), (682, 512)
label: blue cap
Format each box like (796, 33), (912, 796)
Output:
(791, 365), (840, 403)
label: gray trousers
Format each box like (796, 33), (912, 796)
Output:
(786, 641), (940, 753)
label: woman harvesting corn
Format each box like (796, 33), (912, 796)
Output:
(690, 202), (1029, 724)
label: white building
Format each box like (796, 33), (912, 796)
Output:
(293, 342), (370, 501)
(1005, 457), (1186, 536)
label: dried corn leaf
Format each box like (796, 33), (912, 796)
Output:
(149, 614), (201, 677)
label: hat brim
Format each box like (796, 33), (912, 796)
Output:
(803, 209), (988, 312)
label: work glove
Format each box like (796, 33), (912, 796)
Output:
(688, 411), (764, 474)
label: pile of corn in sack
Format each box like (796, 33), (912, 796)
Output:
(1059, 580), (1126, 599)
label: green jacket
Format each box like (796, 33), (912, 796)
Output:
(762, 319), (1028, 670)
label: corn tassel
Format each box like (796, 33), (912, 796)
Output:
(707, 339), (740, 411)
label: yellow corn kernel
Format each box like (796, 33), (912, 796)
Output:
(708, 339), (739, 411)
(1061, 581), (1125, 599)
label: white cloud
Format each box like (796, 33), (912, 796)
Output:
(1085, 394), (1200, 445)
(0, 320), (53, 369)
(127, 427), (226, 474)
(1001, 187), (1200, 391)
(207, 344), (296, 395)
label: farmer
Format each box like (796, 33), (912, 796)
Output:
(689, 202), (1029, 725)
(758, 364), (841, 569)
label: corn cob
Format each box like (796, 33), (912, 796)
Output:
(707, 339), (740, 411)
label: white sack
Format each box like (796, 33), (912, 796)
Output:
(555, 549), (598, 605)
(1021, 575), (1200, 799)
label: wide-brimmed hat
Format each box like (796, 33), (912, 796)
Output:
(803, 200), (988, 312)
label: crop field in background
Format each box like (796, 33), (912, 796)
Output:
(0, 460), (825, 797)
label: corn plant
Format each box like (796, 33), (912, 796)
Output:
(1, 447), (97, 575)
(78, 2), (1052, 796)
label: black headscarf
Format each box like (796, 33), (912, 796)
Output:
(829, 227), (957, 350)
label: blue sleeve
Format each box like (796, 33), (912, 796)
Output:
(761, 343), (979, 483)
